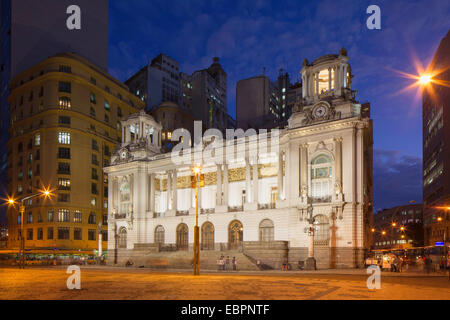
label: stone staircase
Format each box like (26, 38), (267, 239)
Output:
(125, 249), (259, 271)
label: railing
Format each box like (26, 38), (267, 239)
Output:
(311, 196), (332, 203)
(200, 208), (215, 214)
(229, 206), (243, 212)
(258, 203), (276, 210)
(176, 210), (189, 216)
(114, 213), (127, 219)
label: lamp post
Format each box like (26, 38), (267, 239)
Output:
(192, 166), (202, 276)
(305, 203), (316, 270)
(7, 188), (52, 269)
(98, 221), (103, 264)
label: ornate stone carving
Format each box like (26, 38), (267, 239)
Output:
(334, 181), (342, 195)
(302, 102), (341, 126)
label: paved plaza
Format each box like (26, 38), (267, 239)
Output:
(0, 266), (449, 300)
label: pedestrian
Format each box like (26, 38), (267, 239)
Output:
(225, 256), (230, 270)
(425, 255), (432, 274)
(219, 254), (224, 270)
(282, 257), (288, 271)
(256, 259), (261, 269)
(396, 256), (402, 273)
(232, 257), (237, 271)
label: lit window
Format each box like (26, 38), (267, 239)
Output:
(58, 132), (71, 144)
(58, 178), (71, 190)
(104, 100), (110, 111)
(73, 211), (82, 223)
(57, 209), (70, 222)
(34, 133), (41, 146)
(59, 96), (71, 109)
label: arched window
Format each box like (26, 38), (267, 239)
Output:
(201, 222), (214, 250)
(259, 219), (274, 242)
(314, 215), (329, 245)
(119, 182), (130, 214)
(155, 225), (165, 245)
(311, 154), (333, 202)
(118, 227), (127, 248)
(59, 96), (71, 109)
(176, 223), (188, 250)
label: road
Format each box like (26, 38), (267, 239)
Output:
(0, 266), (449, 300)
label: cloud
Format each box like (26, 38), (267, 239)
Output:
(373, 149), (422, 210)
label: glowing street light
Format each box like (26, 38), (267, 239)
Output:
(4, 187), (54, 268)
(418, 74), (432, 85)
(392, 222), (397, 227)
(382, 231), (386, 235)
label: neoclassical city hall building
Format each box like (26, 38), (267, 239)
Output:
(105, 50), (373, 269)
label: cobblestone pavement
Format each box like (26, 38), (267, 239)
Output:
(0, 266), (449, 300)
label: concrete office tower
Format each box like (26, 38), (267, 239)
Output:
(236, 75), (279, 130)
(0, 0), (109, 225)
(422, 29), (450, 246)
(126, 54), (181, 111)
(6, 53), (143, 251)
(190, 57), (228, 133)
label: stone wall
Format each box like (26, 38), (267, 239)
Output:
(242, 241), (288, 269)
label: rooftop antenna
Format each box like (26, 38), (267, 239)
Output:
(262, 67), (266, 76)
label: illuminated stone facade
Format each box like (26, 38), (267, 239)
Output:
(106, 51), (373, 269)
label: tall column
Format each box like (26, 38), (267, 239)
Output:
(300, 144), (308, 199)
(343, 65), (348, 88)
(308, 226), (314, 258)
(252, 158), (258, 205)
(150, 173), (155, 212)
(302, 74), (306, 98)
(334, 138), (343, 199)
(223, 164), (229, 207)
(173, 170), (178, 212)
(277, 151), (283, 200)
(108, 176), (114, 216)
(216, 165), (222, 206)
(245, 158), (251, 203)
(328, 67), (332, 91)
(126, 126), (131, 143)
(166, 171), (171, 211)
(315, 72), (319, 95)
(159, 176), (163, 213)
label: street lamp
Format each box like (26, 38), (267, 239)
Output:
(418, 74), (432, 85)
(192, 165), (203, 276)
(6, 187), (53, 269)
(305, 203), (316, 270)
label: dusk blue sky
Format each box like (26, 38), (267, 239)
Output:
(108, 0), (450, 210)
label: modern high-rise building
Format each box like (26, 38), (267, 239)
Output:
(6, 53), (143, 251)
(126, 54), (181, 111)
(0, 0), (109, 226)
(236, 70), (302, 131)
(190, 57), (228, 133)
(422, 29), (450, 246)
(372, 203), (423, 250)
(236, 75), (279, 130)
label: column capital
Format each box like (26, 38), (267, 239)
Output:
(300, 143), (309, 149)
(333, 137), (343, 143)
